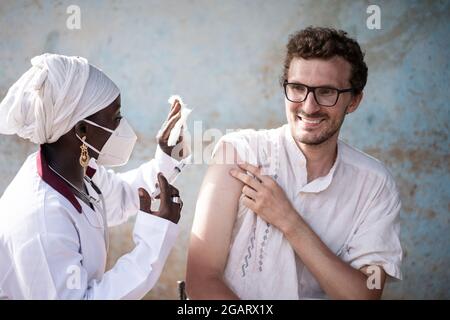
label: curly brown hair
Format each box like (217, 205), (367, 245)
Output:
(281, 27), (368, 94)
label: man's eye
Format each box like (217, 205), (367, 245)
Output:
(291, 85), (306, 92)
(317, 88), (335, 96)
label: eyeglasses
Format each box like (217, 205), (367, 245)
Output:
(283, 81), (356, 107)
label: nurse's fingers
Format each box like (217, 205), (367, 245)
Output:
(167, 100), (181, 120)
(158, 174), (180, 198)
(157, 173), (182, 224)
(138, 187), (153, 214)
(159, 111), (182, 141)
(157, 173), (170, 203)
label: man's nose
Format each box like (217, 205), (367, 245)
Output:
(301, 91), (321, 114)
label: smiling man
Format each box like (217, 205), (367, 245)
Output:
(186, 27), (402, 299)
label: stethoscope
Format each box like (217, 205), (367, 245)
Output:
(83, 175), (109, 252)
(48, 165), (109, 252)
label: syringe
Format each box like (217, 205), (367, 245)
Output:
(150, 160), (188, 200)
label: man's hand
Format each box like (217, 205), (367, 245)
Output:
(229, 162), (300, 233)
(139, 173), (183, 224)
(156, 99), (185, 160)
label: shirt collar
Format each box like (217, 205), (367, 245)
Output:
(36, 147), (98, 213)
(85, 158), (97, 179)
(283, 125), (341, 194)
(283, 125), (307, 193)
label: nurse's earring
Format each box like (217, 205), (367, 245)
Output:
(79, 136), (90, 169)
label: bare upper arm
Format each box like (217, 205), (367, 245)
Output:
(359, 265), (387, 299)
(187, 142), (244, 280)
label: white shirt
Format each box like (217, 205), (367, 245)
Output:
(217, 125), (402, 299)
(0, 146), (182, 299)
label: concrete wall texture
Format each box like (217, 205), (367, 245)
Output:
(0, 0), (448, 299)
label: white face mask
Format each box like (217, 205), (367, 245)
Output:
(77, 118), (137, 167)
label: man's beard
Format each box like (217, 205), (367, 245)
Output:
(294, 109), (346, 146)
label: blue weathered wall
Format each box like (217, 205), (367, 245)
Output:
(0, 0), (448, 299)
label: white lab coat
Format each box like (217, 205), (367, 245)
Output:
(0, 146), (182, 299)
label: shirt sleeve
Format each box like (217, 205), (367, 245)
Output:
(11, 210), (179, 299)
(92, 145), (185, 226)
(211, 129), (259, 165)
(340, 175), (403, 280)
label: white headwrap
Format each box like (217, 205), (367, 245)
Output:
(0, 53), (120, 144)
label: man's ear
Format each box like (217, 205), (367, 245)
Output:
(346, 91), (363, 114)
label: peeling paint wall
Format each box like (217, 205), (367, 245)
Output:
(0, 0), (449, 299)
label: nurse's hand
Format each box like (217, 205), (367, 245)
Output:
(156, 99), (185, 160)
(138, 173), (182, 224)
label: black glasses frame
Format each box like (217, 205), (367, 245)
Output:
(283, 81), (356, 107)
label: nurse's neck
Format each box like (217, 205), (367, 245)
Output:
(42, 134), (85, 191)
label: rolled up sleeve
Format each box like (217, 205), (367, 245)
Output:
(341, 183), (403, 280)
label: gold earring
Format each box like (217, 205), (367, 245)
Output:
(79, 136), (90, 168)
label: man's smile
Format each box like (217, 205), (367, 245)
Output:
(296, 114), (326, 128)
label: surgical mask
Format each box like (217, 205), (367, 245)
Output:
(77, 118), (137, 167)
